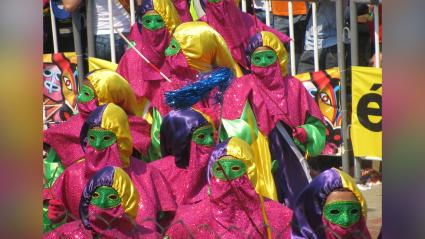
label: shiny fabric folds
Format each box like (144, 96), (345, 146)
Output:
(171, 21), (243, 77)
(205, 0), (290, 69)
(165, 138), (293, 238)
(136, 0), (180, 35)
(245, 31), (289, 76)
(86, 69), (139, 116)
(80, 104), (133, 168)
(80, 166), (140, 230)
(291, 168), (370, 239)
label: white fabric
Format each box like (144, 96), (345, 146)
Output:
(253, 0), (267, 11)
(94, 0), (130, 35)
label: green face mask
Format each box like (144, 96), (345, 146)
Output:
(207, 0), (222, 3)
(141, 13), (165, 31)
(212, 158), (246, 181)
(77, 84), (95, 103)
(87, 128), (117, 150)
(165, 38), (181, 56)
(192, 125), (214, 146)
(90, 186), (121, 209)
(324, 201), (362, 228)
(250, 50), (278, 67)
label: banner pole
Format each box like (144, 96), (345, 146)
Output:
(86, 0), (95, 57)
(49, 0), (59, 53)
(130, 0), (136, 25)
(288, 1), (296, 75)
(108, 0), (116, 63)
(71, 9), (85, 86)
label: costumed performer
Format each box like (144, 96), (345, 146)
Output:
(44, 166), (160, 238)
(222, 31), (326, 207)
(204, 0), (290, 70)
(165, 137), (293, 238)
(291, 168), (372, 239)
(44, 103), (176, 232)
(150, 108), (217, 206)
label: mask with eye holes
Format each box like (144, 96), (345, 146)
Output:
(212, 157), (247, 181)
(139, 13), (165, 31)
(90, 186), (122, 209)
(87, 127), (117, 151)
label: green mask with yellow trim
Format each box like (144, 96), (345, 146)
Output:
(90, 186), (121, 209)
(192, 125), (214, 146)
(250, 50), (278, 67)
(141, 13), (165, 31)
(87, 128), (117, 150)
(165, 38), (181, 56)
(324, 201), (361, 228)
(212, 158), (246, 181)
(77, 84), (95, 103)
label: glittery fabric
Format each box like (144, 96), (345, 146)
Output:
(322, 216), (371, 239)
(291, 168), (348, 239)
(44, 100), (98, 168)
(222, 62), (324, 136)
(205, 0), (290, 70)
(165, 175), (293, 238)
(165, 139), (293, 238)
(43, 221), (93, 239)
(44, 152), (176, 232)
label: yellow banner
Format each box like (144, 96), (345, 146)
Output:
(351, 66), (382, 159)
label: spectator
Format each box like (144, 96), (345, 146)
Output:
(271, 1), (308, 73)
(62, 0), (139, 62)
(252, 0), (267, 23)
(297, 1), (339, 74)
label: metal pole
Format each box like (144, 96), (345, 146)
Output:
(108, 0), (117, 63)
(49, 0), (59, 53)
(349, 0), (358, 66)
(72, 10), (85, 86)
(86, 0), (95, 57)
(350, 1), (361, 182)
(336, 0), (349, 174)
(288, 1), (296, 75)
(312, 2), (319, 71)
(265, 0), (271, 27)
(130, 0), (136, 25)
(241, 0), (247, 12)
(373, 3), (380, 68)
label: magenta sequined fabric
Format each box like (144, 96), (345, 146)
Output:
(117, 26), (172, 108)
(165, 175), (292, 238)
(205, 0), (290, 69)
(128, 115), (152, 156)
(44, 100), (98, 167)
(172, 0), (193, 22)
(150, 142), (212, 206)
(44, 144), (176, 232)
(222, 62), (324, 135)
(43, 215), (161, 239)
(322, 216), (372, 239)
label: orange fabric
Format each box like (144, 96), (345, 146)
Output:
(271, 1), (307, 16)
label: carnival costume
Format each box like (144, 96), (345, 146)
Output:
(44, 166), (160, 238)
(44, 103), (176, 232)
(222, 31), (326, 206)
(165, 137), (293, 238)
(291, 168), (371, 239)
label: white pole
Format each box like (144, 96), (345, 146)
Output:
(373, 4), (380, 68)
(288, 1), (296, 75)
(108, 0), (116, 63)
(265, 0), (271, 27)
(241, 0), (247, 12)
(49, 0), (59, 53)
(312, 2), (319, 72)
(130, 0), (136, 26)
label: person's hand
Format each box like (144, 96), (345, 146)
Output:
(293, 127), (308, 144)
(47, 199), (67, 223)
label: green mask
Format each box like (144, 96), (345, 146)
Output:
(165, 38), (181, 56)
(324, 201), (362, 228)
(90, 186), (121, 209)
(77, 84), (95, 103)
(212, 158), (246, 181)
(192, 125), (214, 146)
(250, 50), (278, 67)
(141, 13), (165, 31)
(208, 0), (222, 3)
(87, 128), (117, 150)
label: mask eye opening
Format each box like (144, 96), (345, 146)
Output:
(108, 194), (118, 200)
(330, 209), (339, 215)
(92, 192), (99, 198)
